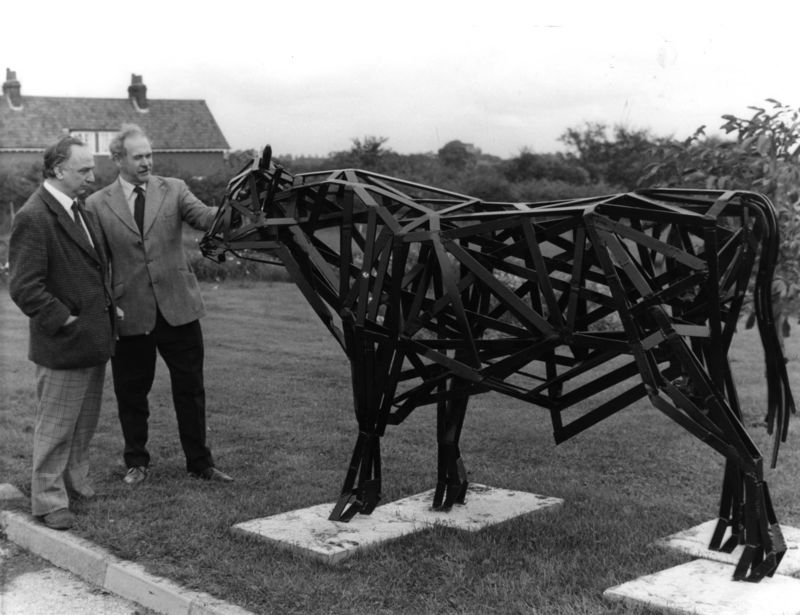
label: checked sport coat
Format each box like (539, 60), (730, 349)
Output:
(85, 175), (218, 336)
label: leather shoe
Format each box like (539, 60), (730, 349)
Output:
(41, 508), (75, 530)
(190, 467), (233, 482)
(123, 466), (148, 485)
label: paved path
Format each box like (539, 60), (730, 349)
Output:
(0, 483), (255, 615)
(1, 538), (152, 615)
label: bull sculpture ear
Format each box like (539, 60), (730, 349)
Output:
(260, 145), (272, 170)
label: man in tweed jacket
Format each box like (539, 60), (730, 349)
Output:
(86, 124), (232, 484)
(8, 136), (115, 530)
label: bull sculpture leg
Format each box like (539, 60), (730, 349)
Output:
(712, 460), (785, 581)
(329, 322), (385, 522)
(587, 210), (787, 581)
(330, 317), (473, 518)
(433, 379), (470, 511)
(646, 314), (786, 580)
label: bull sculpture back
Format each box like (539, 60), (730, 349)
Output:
(201, 146), (795, 581)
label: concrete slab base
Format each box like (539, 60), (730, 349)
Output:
(655, 519), (800, 576)
(232, 483), (562, 563)
(604, 558), (800, 615)
(232, 502), (426, 564)
(380, 483), (563, 531)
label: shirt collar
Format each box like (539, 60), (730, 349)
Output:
(118, 176), (146, 201)
(43, 180), (75, 214)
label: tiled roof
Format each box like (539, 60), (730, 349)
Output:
(0, 96), (230, 150)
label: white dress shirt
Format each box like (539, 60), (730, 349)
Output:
(43, 180), (94, 247)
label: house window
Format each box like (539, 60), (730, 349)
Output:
(97, 131), (116, 155)
(69, 130), (117, 156)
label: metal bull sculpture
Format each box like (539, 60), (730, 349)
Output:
(200, 146), (795, 581)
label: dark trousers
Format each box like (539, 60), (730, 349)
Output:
(111, 311), (213, 473)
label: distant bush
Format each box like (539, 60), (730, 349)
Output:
(0, 160), (41, 233)
(511, 178), (619, 202)
(189, 251), (291, 283)
(182, 230), (290, 283)
(503, 149), (590, 185)
(463, 165), (515, 201)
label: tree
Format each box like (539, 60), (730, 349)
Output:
(330, 136), (392, 170)
(642, 100), (800, 335)
(0, 160), (42, 232)
(560, 122), (662, 190)
(437, 140), (476, 171)
(503, 148), (589, 184)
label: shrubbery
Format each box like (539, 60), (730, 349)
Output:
(4, 115), (799, 328)
(181, 231), (290, 283)
(189, 251), (291, 283)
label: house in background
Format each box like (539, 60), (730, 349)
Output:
(0, 69), (230, 178)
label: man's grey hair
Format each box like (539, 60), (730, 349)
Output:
(109, 123), (149, 159)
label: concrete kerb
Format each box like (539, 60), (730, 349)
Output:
(0, 483), (255, 615)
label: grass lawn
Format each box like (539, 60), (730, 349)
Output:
(2, 281), (799, 614)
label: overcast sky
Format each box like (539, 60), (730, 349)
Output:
(4, 0), (799, 158)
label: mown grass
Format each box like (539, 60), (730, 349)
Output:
(1, 281), (799, 614)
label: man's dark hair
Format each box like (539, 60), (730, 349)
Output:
(43, 135), (87, 179)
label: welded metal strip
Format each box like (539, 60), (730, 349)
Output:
(444, 239), (556, 336)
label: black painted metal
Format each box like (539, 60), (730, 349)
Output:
(201, 148), (795, 581)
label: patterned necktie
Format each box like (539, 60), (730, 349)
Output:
(134, 186), (145, 234)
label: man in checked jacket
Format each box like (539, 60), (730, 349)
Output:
(8, 136), (116, 530)
(86, 124), (233, 485)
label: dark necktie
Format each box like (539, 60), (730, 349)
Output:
(133, 186), (145, 234)
(71, 201), (90, 241)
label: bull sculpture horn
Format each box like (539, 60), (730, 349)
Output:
(260, 144), (272, 170)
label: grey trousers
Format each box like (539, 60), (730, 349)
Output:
(31, 363), (106, 516)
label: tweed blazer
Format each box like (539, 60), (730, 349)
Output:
(85, 176), (217, 336)
(8, 185), (115, 369)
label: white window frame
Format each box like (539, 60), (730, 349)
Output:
(69, 130), (117, 156)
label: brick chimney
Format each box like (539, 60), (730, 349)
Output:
(3, 68), (23, 110)
(128, 74), (148, 111)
